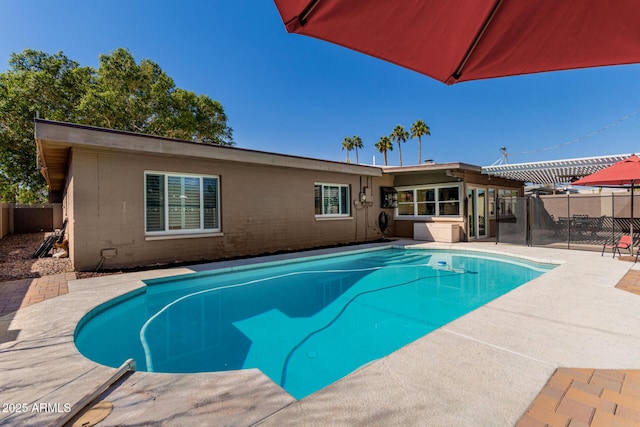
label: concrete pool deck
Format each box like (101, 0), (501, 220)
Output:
(1, 241), (640, 426)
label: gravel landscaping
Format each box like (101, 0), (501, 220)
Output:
(0, 232), (73, 282)
(0, 233), (391, 284)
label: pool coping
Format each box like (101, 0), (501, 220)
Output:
(1, 240), (639, 426)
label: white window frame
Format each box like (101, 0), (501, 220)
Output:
(394, 184), (462, 219)
(314, 183), (351, 218)
(144, 171), (221, 236)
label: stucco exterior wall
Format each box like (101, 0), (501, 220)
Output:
(539, 191), (636, 220)
(68, 149), (389, 270)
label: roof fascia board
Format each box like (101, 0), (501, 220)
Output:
(382, 163), (482, 174)
(35, 119), (382, 177)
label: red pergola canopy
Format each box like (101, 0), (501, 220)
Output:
(274, 0), (640, 84)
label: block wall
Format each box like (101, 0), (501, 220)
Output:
(68, 149), (388, 270)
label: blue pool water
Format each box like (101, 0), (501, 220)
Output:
(75, 248), (554, 399)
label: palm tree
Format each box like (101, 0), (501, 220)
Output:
(341, 136), (354, 163)
(410, 119), (431, 164)
(351, 135), (363, 164)
(390, 125), (409, 166)
(375, 136), (394, 166)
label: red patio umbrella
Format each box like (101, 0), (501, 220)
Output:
(573, 154), (640, 254)
(273, 0), (640, 84)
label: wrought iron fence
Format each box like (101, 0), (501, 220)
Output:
(497, 192), (640, 253)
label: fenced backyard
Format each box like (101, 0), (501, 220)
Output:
(0, 204), (62, 238)
(497, 192), (640, 253)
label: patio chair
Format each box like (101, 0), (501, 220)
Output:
(602, 235), (632, 258)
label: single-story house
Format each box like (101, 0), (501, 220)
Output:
(35, 119), (522, 270)
(384, 164), (522, 240)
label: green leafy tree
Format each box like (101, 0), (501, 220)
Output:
(0, 49), (93, 203)
(375, 136), (393, 166)
(159, 89), (233, 144)
(351, 135), (363, 164)
(390, 125), (409, 166)
(341, 136), (354, 163)
(77, 48), (234, 145)
(410, 119), (431, 164)
(0, 48), (234, 203)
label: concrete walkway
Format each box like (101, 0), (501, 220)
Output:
(1, 242), (640, 426)
(516, 272), (640, 427)
(0, 273), (74, 317)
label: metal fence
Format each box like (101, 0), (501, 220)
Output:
(497, 192), (639, 253)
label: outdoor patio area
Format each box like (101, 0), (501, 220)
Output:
(1, 240), (639, 426)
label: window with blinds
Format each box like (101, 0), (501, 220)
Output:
(145, 172), (220, 234)
(145, 174), (165, 232)
(203, 177), (218, 229)
(314, 183), (350, 217)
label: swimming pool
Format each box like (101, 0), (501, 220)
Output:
(75, 247), (554, 399)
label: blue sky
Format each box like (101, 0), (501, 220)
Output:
(2, 1), (639, 167)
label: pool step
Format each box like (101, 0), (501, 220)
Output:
(363, 252), (431, 266)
